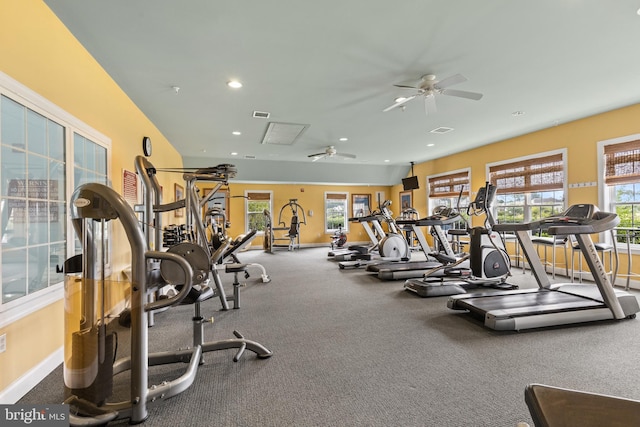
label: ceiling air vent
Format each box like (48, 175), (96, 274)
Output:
(261, 122), (310, 145)
(244, 155), (256, 159)
(253, 111), (270, 119)
(430, 127), (454, 134)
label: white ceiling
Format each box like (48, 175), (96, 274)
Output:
(44, 0), (640, 184)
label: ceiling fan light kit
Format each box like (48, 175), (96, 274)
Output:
(383, 73), (483, 116)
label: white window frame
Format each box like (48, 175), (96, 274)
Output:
(324, 191), (349, 233)
(0, 71), (111, 326)
(597, 133), (640, 251)
(245, 190), (272, 235)
(486, 149), (567, 225)
(427, 167), (471, 217)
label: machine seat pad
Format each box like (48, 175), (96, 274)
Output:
(176, 284), (214, 304)
(225, 263), (248, 273)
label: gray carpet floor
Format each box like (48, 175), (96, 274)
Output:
(20, 247), (640, 426)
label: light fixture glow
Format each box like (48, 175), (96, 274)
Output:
(427, 143), (435, 147)
(227, 80), (243, 89)
(232, 131), (242, 135)
(230, 152), (238, 156)
(339, 137), (348, 142)
(394, 97), (407, 103)
(384, 159), (390, 163)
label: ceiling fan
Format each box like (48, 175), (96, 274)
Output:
(383, 73), (483, 116)
(308, 146), (356, 162)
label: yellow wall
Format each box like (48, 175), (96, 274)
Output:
(223, 183), (390, 246)
(0, 0), (184, 396)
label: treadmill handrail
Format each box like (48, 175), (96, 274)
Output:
(414, 214), (462, 226)
(348, 214), (383, 222)
(493, 221), (543, 232)
(395, 215), (461, 226)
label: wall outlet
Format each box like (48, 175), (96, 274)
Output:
(0, 333), (6, 353)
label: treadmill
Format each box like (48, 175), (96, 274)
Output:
(447, 204), (640, 331)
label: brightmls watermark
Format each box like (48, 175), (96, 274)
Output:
(1, 405), (68, 426)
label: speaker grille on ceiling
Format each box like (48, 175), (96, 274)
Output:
(261, 122), (310, 145)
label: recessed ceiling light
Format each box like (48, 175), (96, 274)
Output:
(427, 143), (435, 147)
(339, 137), (348, 142)
(232, 131), (241, 136)
(230, 152), (238, 156)
(637, 7), (640, 15)
(384, 159), (390, 163)
(227, 80), (242, 89)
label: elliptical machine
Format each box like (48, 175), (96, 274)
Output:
(404, 182), (516, 297)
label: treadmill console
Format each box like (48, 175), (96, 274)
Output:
(540, 204), (599, 226)
(562, 204), (598, 219)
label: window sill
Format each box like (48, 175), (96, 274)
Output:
(0, 284), (63, 328)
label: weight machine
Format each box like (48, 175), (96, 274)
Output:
(135, 156), (268, 311)
(62, 182), (272, 425)
(267, 199), (306, 251)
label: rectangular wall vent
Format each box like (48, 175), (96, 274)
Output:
(244, 155), (256, 159)
(253, 111), (270, 119)
(261, 122), (310, 145)
(430, 127), (454, 134)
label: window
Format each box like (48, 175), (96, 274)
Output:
(0, 72), (110, 318)
(489, 151), (566, 224)
(428, 170), (470, 214)
(72, 133), (109, 258)
(325, 192), (348, 233)
(246, 191), (272, 233)
(600, 135), (640, 245)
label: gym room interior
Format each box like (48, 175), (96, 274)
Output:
(3, 1), (640, 426)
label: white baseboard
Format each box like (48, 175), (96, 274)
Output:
(0, 346), (63, 404)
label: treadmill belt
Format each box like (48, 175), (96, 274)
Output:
(459, 290), (604, 317)
(366, 261), (439, 273)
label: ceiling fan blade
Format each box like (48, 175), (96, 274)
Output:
(439, 88), (483, 100)
(392, 77), (424, 89)
(383, 94), (417, 112)
(424, 94), (437, 116)
(310, 154), (326, 162)
(433, 73), (467, 89)
(335, 153), (357, 159)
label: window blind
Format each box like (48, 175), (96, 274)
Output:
(489, 153), (563, 194)
(428, 171), (470, 197)
(603, 139), (640, 185)
(326, 193), (347, 200)
(247, 192), (271, 200)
